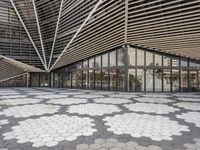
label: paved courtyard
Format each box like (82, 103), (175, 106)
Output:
(0, 88), (200, 150)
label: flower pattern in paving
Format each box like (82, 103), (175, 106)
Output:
(103, 113), (189, 141)
(36, 94), (68, 99)
(177, 97), (200, 102)
(0, 119), (9, 129)
(73, 94), (104, 99)
(76, 138), (162, 150)
(124, 103), (179, 114)
(47, 98), (88, 105)
(3, 115), (96, 147)
(135, 97), (174, 104)
(0, 98), (43, 105)
(0, 104), (60, 118)
(183, 138), (200, 150)
(67, 103), (121, 116)
(176, 112), (200, 127)
(94, 97), (132, 104)
(174, 102), (200, 111)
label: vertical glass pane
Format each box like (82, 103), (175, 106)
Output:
(31, 73), (39, 87)
(146, 52), (153, 66)
(146, 69), (153, 91)
(71, 71), (76, 88)
(181, 70), (188, 92)
(136, 69), (144, 91)
(189, 61), (200, 67)
(117, 48), (125, 66)
(137, 49), (144, 66)
(95, 70), (101, 90)
(155, 54), (162, 66)
(102, 69), (109, 90)
(88, 70), (94, 90)
(76, 71), (82, 88)
(110, 51), (116, 66)
(89, 58), (94, 68)
(172, 69), (180, 92)
(163, 69), (171, 92)
(102, 53), (108, 67)
(163, 56), (171, 67)
(54, 73), (59, 88)
(117, 69), (125, 91)
(127, 46), (136, 66)
(172, 57), (179, 67)
(95, 55), (101, 67)
(110, 69), (117, 91)
(83, 60), (88, 68)
(82, 70), (88, 89)
(155, 68), (162, 92)
(180, 59), (188, 67)
(128, 69), (136, 92)
(189, 70), (198, 92)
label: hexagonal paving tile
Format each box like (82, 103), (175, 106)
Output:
(124, 103), (179, 114)
(109, 94), (138, 99)
(0, 98), (43, 105)
(36, 94), (68, 99)
(183, 138), (200, 150)
(3, 115), (96, 147)
(67, 103), (121, 116)
(1, 95), (27, 99)
(0, 104), (60, 118)
(174, 102), (200, 111)
(176, 112), (200, 127)
(177, 97), (200, 102)
(135, 97), (174, 104)
(0, 119), (9, 129)
(103, 113), (189, 141)
(73, 94), (105, 99)
(47, 97), (88, 105)
(94, 97), (132, 104)
(141, 94), (170, 98)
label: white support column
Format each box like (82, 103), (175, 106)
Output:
(49, 0), (103, 71)
(10, 0), (48, 71)
(48, 0), (64, 70)
(32, 0), (47, 67)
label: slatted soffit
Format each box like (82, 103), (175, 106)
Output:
(4, 0), (200, 71)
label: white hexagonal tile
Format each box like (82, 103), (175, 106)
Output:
(103, 113), (189, 141)
(141, 94), (170, 98)
(3, 115), (96, 147)
(0, 98), (43, 105)
(67, 103), (121, 116)
(47, 98), (88, 105)
(94, 98), (132, 104)
(109, 94), (138, 99)
(36, 94), (68, 99)
(176, 112), (200, 127)
(177, 97), (200, 102)
(135, 97), (174, 104)
(173, 102), (200, 111)
(73, 94), (104, 99)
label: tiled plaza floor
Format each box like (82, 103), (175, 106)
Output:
(0, 88), (200, 150)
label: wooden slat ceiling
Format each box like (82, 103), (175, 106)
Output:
(53, 0), (200, 70)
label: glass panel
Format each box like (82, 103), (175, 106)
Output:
(110, 51), (116, 66)
(40, 73), (49, 87)
(128, 69), (136, 92)
(137, 49), (144, 66)
(95, 55), (101, 67)
(155, 54), (162, 66)
(155, 68), (162, 92)
(117, 48), (125, 66)
(82, 70), (88, 89)
(89, 58), (94, 68)
(71, 71), (78, 88)
(163, 56), (171, 67)
(95, 70), (101, 90)
(146, 52), (153, 66)
(31, 73), (39, 87)
(109, 69), (117, 91)
(189, 61), (200, 67)
(63, 70), (71, 88)
(54, 73), (59, 88)
(146, 69), (153, 91)
(117, 69), (125, 91)
(102, 69), (109, 90)
(180, 59), (188, 67)
(88, 70), (94, 90)
(189, 70), (198, 92)
(127, 46), (136, 66)
(136, 69), (144, 91)
(172, 57), (179, 67)
(83, 60), (88, 68)
(181, 70), (188, 92)
(102, 53), (108, 67)
(76, 71), (82, 88)
(172, 69), (180, 92)
(163, 69), (171, 92)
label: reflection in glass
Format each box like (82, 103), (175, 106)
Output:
(189, 70), (198, 92)
(110, 51), (116, 66)
(181, 59), (188, 67)
(89, 58), (94, 68)
(109, 69), (116, 91)
(163, 56), (171, 66)
(172, 57), (179, 67)
(95, 70), (101, 90)
(117, 48), (125, 66)
(83, 60), (88, 68)
(63, 70), (71, 88)
(190, 61), (200, 67)
(88, 70), (94, 89)
(95, 55), (101, 67)
(72, 71), (82, 88)
(181, 70), (188, 92)
(136, 69), (144, 91)
(137, 49), (144, 66)
(82, 70), (88, 89)
(163, 69), (171, 92)
(54, 73), (60, 88)
(154, 68), (162, 92)
(117, 69), (125, 91)
(127, 46), (136, 66)
(146, 69), (153, 91)
(172, 69), (179, 92)
(31, 73), (39, 87)
(102, 53), (108, 67)
(128, 69), (136, 92)
(146, 52), (153, 66)
(155, 54), (162, 66)
(102, 69), (109, 90)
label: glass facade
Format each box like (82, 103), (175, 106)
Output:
(31, 45), (200, 92)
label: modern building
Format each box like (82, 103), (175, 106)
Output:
(0, 0), (200, 92)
